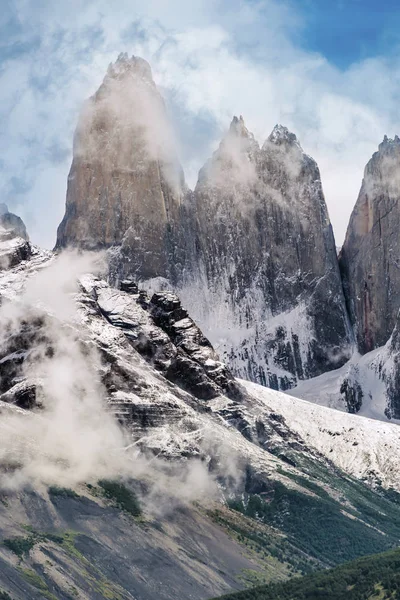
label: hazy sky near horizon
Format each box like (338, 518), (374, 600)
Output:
(1, 0), (400, 248)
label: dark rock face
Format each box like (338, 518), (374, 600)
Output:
(55, 56), (352, 390)
(340, 378), (363, 414)
(56, 54), (185, 281)
(0, 204), (30, 270)
(340, 136), (400, 354)
(89, 279), (244, 401)
(378, 314), (400, 419)
(180, 119), (352, 387)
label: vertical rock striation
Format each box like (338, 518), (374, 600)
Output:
(56, 57), (352, 390)
(56, 53), (185, 281)
(179, 118), (352, 388)
(340, 136), (400, 354)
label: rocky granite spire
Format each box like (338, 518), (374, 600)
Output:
(55, 56), (353, 391)
(340, 135), (400, 354)
(178, 118), (352, 389)
(56, 53), (185, 280)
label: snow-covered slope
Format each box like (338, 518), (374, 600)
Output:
(243, 379), (400, 488)
(288, 322), (400, 423)
(3, 222), (400, 598)
(0, 236), (399, 492)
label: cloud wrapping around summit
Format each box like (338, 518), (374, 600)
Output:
(1, 0), (400, 247)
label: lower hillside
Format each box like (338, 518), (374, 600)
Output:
(2, 249), (400, 598)
(212, 547), (400, 599)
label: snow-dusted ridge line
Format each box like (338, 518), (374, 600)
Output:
(1, 241), (400, 493)
(241, 378), (400, 489)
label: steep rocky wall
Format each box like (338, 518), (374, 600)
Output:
(56, 54), (185, 281)
(178, 118), (352, 388)
(340, 136), (400, 354)
(55, 56), (353, 390)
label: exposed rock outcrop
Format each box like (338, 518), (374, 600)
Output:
(83, 278), (245, 401)
(0, 203), (31, 270)
(0, 203), (29, 241)
(340, 135), (400, 354)
(56, 53), (185, 281)
(56, 57), (352, 390)
(179, 119), (352, 388)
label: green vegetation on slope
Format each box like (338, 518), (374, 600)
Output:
(228, 480), (391, 566)
(3, 530), (64, 558)
(48, 486), (80, 499)
(3, 536), (36, 558)
(97, 480), (141, 517)
(213, 547), (400, 599)
(209, 505), (320, 579)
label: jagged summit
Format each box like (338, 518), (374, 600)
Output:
(0, 204), (29, 242)
(104, 53), (153, 85)
(186, 113), (351, 390)
(56, 54), (184, 280)
(224, 115), (257, 148)
(228, 115), (252, 138)
(266, 124), (302, 150)
(378, 133), (400, 151)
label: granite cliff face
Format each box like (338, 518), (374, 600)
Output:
(340, 135), (400, 354)
(56, 57), (352, 390)
(180, 117), (352, 389)
(56, 53), (185, 281)
(3, 212), (400, 599)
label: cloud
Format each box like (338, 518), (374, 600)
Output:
(0, 250), (241, 506)
(0, 0), (400, 247)
(0, 251), (127, 489)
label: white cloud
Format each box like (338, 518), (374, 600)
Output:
(1, 0), (400, 247)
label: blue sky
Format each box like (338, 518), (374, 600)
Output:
(296, 0), (400, 67)
(1, 0), (400, 247)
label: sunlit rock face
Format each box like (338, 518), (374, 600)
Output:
(340, 136), (400, 354)
(56, 53), (185, 280)
(179, 118), (352, 389)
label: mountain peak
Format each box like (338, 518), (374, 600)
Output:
(378, 134), (400, 152)
(228, 115), (252, 139)
(105, 53), (153, 84)
(267, 124), (301, 148)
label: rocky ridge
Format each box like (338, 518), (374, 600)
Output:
(1, 213), (400, 598)
(56, 56), (353, 392)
